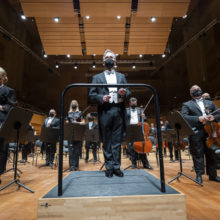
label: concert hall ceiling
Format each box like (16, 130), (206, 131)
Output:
(19, 0), (190, 56)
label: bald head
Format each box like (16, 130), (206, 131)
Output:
(202, 93), (211, 100)
(190, 85), (203, 99)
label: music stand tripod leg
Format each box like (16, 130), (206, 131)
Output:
(99, 163), (105, 171)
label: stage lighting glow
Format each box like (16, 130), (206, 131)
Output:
(151, 17), (156, 22)
(43, 54), (47, 58)
(117, 15), (121, 20)
(132, 64), (136, 69)
(54, 17), (60, 23)
(162, 54), (166, 58)
(67, 54), (71, 58)
(21, 14), (26, 20)
(182, 14), (187, 19)
(74, 63), (78, 69)
(139, 54), (143, 58)
(86, 15), (90, 20)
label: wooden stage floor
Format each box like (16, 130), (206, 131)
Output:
(0, 149), (219, 220)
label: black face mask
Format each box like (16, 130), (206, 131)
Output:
(131, 104), (137, 109)
(72, 105), (77, 109)
(192, 89), (203, 97)
(205, 96), (211, 101)
(49, 113), (54, 117)
(105, 59), (114, 69)
(88, 117), (93, 122)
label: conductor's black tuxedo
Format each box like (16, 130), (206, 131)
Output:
(89, 71), (131, 170)
(42, 117), (60, 165)
(0, 85), (17, 174)
(182, 99), (220, 177)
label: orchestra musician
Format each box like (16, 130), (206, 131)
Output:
(85, 113), (98, 163)
(89, 49), (131, 177)
(0, 67), (17, 181)
(67, 100), (85, 171)
(182, 85), (220, 184)
(125, 97), (153, 169)
(42, 109), (59, 166)
(202, 92), (211, 101)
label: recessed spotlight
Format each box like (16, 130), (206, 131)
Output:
(55, 61), (59, 69)
(162, 54), (166, 58)
(92, 61), (96, 69)
(139, 54), (143, 58)
(132, 64), (136, 69)
(67, 54), (71, 58)
(74, 63), (78, 69)
(182, 14), (187, 19)
(117, 15), (121, 20)
(43, 54), (48, 58)
(93, 54), (96, 57)
(54, 17), (60, 23)
(150, 16), (156, 22)
(85, 15), (90, 20)
(21, 13), (26, 20)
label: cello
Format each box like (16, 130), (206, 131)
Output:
(133, 108), (152, 154)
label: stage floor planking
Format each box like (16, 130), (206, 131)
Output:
(38, 170), (187, 220)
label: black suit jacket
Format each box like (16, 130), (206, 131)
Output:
(181, 99), (220, 130)
(125, 107), (142, 125)
(42, 117), (60, 128)
(85, 121), (98, 130)
(0, 85), (17, 123)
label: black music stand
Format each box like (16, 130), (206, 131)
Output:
(0, 107), (34, 193)
(63, 123), (85, 172)
(39, 127), (59, 168)
(84, 128), (101, 163)
(167, 111), (203, 186)
(123, 124), (144, 170)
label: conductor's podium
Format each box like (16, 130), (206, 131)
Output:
(38, 170), (186, 220)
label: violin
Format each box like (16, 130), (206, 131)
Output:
(204, 107), (220, 150)
(133, 108), (152, 154)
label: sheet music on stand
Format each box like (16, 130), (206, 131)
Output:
(64, 123), (85, 141)
(40, 127), (59, 143)
(125, 124), (144, 143)
(84, 128), (99, 142)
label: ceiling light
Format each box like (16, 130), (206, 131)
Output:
(150, 16), (156, 22)
(162, 54), (166, 58)
(93, 54), (96, 57)
(139, 54), (143, 58)
(182, 14), (187, 19)
(67, 54), (71, 58)
(85, 15), (90, 20)
(132, 64), (136, 69)
(55, 62), (59, 69)
(92, 61), (96, 69)
(43, 54), (47, 58)
(21, 13), (26, 20)
(74, 63), (78, 70)
(54, 17), (60, 23)
(117, 15), (121, 20)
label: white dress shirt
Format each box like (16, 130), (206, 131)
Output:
(130, 108), (139, 124)
(195, 98), (206, 116)
(88, 121), (93, 130)
(104, 70), (118, 103)
(46, 117), (53, 127)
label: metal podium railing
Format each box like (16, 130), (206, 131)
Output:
(58, 83), (165, 196)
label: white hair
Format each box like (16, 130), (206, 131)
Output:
(103, 49), (116, 61)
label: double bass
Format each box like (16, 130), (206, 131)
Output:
(133, 108), (152, 154)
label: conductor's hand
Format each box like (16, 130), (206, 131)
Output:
(103, 95), (111, 103)
(118, 88), (126, 96)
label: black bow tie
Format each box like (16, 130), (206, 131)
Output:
(106, 70), (114, 75)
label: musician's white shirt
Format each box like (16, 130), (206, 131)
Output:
(195, 98), (206, 116)
(130, 108), (138, 124)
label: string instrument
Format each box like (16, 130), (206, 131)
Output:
(133, 108), (152, 154)
(204, 106), (220, 150)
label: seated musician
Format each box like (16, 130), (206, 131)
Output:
(202, 92), (211, 101)
(125, 97), (153, 169)
(42, 109), (59, 166)
(67, 100), (85, 171)
(85, 113), (98, 163)
(182, 85), (220, 184)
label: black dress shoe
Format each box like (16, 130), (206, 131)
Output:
(196, 174), (202, 184)
(105, 169), (113, 178)
(209, 176), (220, 182)
(113, 169), (124, 177)
(143, 164), (153, 170)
